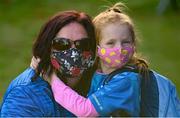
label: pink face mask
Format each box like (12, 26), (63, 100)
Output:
(97, 46), (134, 68)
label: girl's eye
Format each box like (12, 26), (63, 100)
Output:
(107, 42), (114, 45)
(122, 40), (132, 45)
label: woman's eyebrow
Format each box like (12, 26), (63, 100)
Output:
(55, 37), (89, 41)
(54, 37), (68, 39)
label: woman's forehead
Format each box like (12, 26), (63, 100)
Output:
(56, 22), (88, 41)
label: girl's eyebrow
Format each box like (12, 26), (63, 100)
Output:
(107, 38), (129, 42)
(121, 37), (131, 41)
(107, 38), (116, 42)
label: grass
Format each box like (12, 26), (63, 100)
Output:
(0, 0), (180, 102)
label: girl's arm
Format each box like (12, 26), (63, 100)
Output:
(52, 72), (140, 117)
(51, 74), (99, 117)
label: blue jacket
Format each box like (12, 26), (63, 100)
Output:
(0, 67), (64, 116)
(87, 71), (140, 116)
(153, 71), (180, 117)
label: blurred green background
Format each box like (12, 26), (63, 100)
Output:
(0, 0), (180, 102)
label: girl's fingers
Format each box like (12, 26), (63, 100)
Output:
(36, 58), (40, 63)
(30, 56), (40, 69)
(30, 57), (36, 69)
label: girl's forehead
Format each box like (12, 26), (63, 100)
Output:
(100, 23), (132, 41)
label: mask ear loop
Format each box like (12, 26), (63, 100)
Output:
(96, 45), (101, 57)
(50, 40), (61, 80)
(94, 45), (102, 71)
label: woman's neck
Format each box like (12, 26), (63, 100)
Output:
(66, 76), (80, 88)
(47, 75), (80, 89)
(100, 61), (116, 74)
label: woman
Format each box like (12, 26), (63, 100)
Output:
(0, 10), (96, 117)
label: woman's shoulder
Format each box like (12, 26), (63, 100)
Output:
(4, 67), (48, 100)
(7, 68), (38, 89)
(1, 68), (57, 116)
(10, 67), (36, 86)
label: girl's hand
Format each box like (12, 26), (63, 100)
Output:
(30, 56), (40, 70)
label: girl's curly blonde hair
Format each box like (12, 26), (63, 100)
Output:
(93, 2), (150, 79)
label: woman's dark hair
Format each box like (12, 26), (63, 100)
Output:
(32, 10), (96, 83)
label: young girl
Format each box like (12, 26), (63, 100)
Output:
(32, 3), (150, 116)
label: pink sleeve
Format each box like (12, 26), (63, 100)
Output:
(51, 74), (99, 117)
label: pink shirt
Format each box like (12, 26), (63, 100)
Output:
(51, 74), (98, 117)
